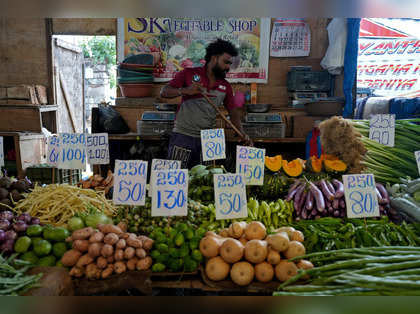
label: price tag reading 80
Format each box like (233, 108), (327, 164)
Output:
(200, 129), (226, 162)
(151, 169), (188, 217)
(342, 174), (380, 219)
(148, 159), (181, 197)
(57, 133), (86, 170)
(236, 146), (265, 186)
(86, 133), (109, 165)
(214, 173), (247, 220)
(113, 160), (148, 205)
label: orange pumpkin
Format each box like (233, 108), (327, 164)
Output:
(306, 156), (323, 173)
(282, 159), (303, 177)
(265, 155), (282, 172)
(324, 159), (347, 173)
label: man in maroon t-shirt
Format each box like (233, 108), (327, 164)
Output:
(160, 39), (251, 168)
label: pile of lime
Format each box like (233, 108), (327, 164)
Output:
(14, 224), (70, 267)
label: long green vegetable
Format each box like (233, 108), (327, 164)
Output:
(0, 254), (42, 296)
(274, 246), (420, 296)
(350, 119), (420, 184)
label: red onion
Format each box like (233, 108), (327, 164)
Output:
(0, 219), (10, 231)
(30, 217), (40, 225)
(0, 239), (15, 253)
(17, 213), (32, 224)
(0, 211), (14, 221)
(4, 230), (17, 241)
(0, 230), (5, 242)
(13, 221), (28, 233)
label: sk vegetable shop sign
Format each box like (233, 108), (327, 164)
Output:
(117, 18), (270, 83)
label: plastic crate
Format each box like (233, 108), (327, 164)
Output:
(137, 121), (174, 136)
(26, 167), (82, 185)
(243, 123), (286, 138)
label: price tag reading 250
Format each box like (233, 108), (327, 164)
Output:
(214, 174), (247, 220)
(113, 160), (148, 206)
(236, 146), (265, 185)
(342, 174), (379, 218)
(201, 129), (226, 161)
(152, 169), (188, 217)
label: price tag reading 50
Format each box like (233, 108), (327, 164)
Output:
(201, 129), (226, 162)
(152, 169), (188, 217)
(342, 174), (379, 218)
(236, 146), (265, 186)
(214, 173), (247, 220)
(113, 160), (148, 205)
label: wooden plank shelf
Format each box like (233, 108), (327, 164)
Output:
(107, 133), (306, 143)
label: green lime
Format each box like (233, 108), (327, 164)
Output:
(26, 225), (43, 237)
(52, 242), (68, 259)
(33, 239), (52, 257)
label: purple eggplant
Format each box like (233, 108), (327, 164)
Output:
(0, 230), (5, 243)
(301, 208), (308, 219)
(332, 179), (344, 198)
(339, 198), (346, 208)
(319, 180), (335, 201)
(287, 182), (303, 202)
(326, 181), (335, 195)
(328, 207), (334, 215)
(309, 182), (325, 212)
(0, 219), (10, 231)
(4, 230), (17, 241)
(30, 217), (40, 225)
(0, 211), (14, 221)
(13, 221), (27, 233)
(311, 209), (318, 216)
(293, 184), (306, 211)
(332, 199), (339, 210)
(17, 213), (32, 224)
(0, 239), (15, 253)
(315, 215), (321, 219)
(376, 183), (390, 204)
(298, 191), (307, 213)
(305, 190), (314, 210)
(333, 210), (340, 217)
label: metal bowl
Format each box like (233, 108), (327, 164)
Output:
(155, 103), (177, 111)
(245, 104), (272, 113)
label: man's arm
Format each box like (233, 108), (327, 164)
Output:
(160, 84), (183, 98)
(229, 107), (253, 146)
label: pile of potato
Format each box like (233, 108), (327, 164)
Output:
(61, 223), (154, 280)
(200, 221), (313, 286)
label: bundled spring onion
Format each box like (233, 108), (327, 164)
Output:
(274, 246), (420, 296)
(351, 119), (420, 184)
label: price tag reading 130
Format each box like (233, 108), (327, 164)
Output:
(113, 160), (148, 206)
(214, 174), (247, 220)
(369, 114), (395, 147)
(200, 129), (226, 161)
(236, 146), (265, 185)
(342, 174), (379, 219)
(151, 169), (188, 217)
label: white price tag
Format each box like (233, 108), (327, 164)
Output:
(369, 114), (395, 147)
(46, 136), (60, 167)
(86, 133), (110, 165)
(57, 133), (86, 170)
(151, 169), (188, 217)
(148, 159), (181, 197)
(343, 174), (380, 218)
(415, 151), (420, 176)
(214, 173), (247, 220)
(113, 160), (148, 205)
(0, 136), (4, 167)
(236, 146), (265, 185)
(201, 129), (226, 162)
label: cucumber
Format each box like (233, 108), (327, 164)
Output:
(408, 182), (420, 194)
(390, 197), (420, 222)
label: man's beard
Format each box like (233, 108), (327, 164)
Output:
(213, 64), (228, 79)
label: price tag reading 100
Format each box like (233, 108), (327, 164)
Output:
(236, 146), (265, 186)
(151, 169), (188, 217)
(58, 133), (86, 170)
(113, 160), (148, 206)
(342, 174), (380, 219)
(214, 174), (247, 220)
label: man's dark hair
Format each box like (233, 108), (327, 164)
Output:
(205, 38), (238, 63)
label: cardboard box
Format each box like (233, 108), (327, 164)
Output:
(292, 115), (326, 138)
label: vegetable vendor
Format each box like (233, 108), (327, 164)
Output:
(160, 38), (252, 168)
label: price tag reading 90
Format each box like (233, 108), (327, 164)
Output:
(236, 146), (265, 186)
(151, 169), (188, 217)
(200, 129), (226, 162)
(342, 174), (380, 219)
(86, 133), (109, 165)
(58, 133), (86, 170)
(113, 160), (148, 206)
(214, 173), (247, 220)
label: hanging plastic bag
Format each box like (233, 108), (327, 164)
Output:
(97, 103), (130, 134)
(321, 18), (348, 75)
